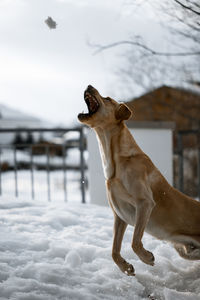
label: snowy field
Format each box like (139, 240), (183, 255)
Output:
(0, 193), (200, 300)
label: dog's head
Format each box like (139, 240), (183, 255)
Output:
(78, 85), (132, 128)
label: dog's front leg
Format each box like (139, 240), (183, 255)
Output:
(112, 213), (135, 276)
(132, 198), (155, 266)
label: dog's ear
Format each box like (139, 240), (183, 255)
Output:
(115, 103), (132, 121)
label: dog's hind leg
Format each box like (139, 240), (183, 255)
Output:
(174, 243), (200, 260)
(112, 213), (135, 276)
(173, 235), (200, 260)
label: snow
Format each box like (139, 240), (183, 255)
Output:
(0, 196), (200, 299)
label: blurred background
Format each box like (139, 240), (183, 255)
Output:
(1, 0), (199, 126)
(0, 0), (199, 202)
(1, 0), (139, 126)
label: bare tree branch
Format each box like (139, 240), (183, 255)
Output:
(94, 0), (200, 94)
(174, 0), (200, 15)
(191, 0), (200, 9)
(91, 40), (200, 57)
(172, 14), (200, 32)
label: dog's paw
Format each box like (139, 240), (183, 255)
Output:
(125, 263), (135, 276)
(141, 250), (155, 266)
(134, 247), (155, 266)
(121, 260), (135, 276)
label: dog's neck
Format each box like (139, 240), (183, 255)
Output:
(94, 122), (142, 179)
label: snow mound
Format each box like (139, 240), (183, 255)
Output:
(0, 197), (199, 299)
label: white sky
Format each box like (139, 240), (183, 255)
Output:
(0, 0), (163, 126)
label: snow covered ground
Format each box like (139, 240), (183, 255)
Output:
(0, 196), (200, 300)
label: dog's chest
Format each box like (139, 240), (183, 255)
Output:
(109, 195), (168, 239)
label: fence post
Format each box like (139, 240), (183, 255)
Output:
(79, 127), (86, 204)
(0, 149), (2, 196)
(177, 133), (184, 193)
(62, 144), (67, 202)
(30, 146), (34, 200)
(197, 129), (200, 200)
(46, 145), (51, 202)
(14, 145), (18, 197)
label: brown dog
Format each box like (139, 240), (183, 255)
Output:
(78, 85), (200, 276)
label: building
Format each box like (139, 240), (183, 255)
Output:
(125, 86), (200, 197)
(126, 85), (200, 132)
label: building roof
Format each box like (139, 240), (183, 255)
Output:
(126, 86), (200, 131)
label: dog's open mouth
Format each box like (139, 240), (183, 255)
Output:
(78, 91), (100, 121)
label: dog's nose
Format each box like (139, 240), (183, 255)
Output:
(87, 85), (94, 90)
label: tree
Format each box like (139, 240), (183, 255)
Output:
(92, 0), (200, 95)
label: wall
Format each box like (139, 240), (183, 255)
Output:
(87, 123), (174, 206)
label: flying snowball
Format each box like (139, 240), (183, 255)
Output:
(45, 16), (57, 29)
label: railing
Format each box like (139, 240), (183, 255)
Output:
(0, 127), (87, 203)
(176, 129), (200, 199)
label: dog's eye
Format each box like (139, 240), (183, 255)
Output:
(105, 97), (111, 101)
